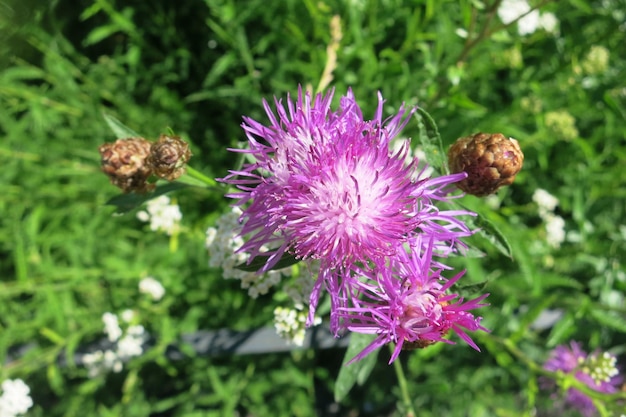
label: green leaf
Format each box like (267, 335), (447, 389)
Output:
(474, 214), (513, 259)
(47, 362), (65, 395)
(103, 113), (142, 138)
(334, 333), (378, 402)
(40, 327), (66, 345)
(546, 312), (576, 347)
(105, 182), (188, 214)
(84, 25), (121, 46)
(589, 309), (626, 333)
(413, 107), (448, 174)
(235, 252), (300, 272)
(443, 200), (513, 259)
(455, 280), (489, 298)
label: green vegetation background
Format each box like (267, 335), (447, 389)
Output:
(1, 0), (625, 416)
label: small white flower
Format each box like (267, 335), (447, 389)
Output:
(117, 325), (146, 360)
(206, 208), (290, 298)
(498, 0), (531, 24)
(538, 12), (558, 33)
(455, 28), (469, 39)
(532, 188), (559, 216)
(498, 0), (558, 35)
(273, 306), (321, 346)
(545, 214), (566, 248)
(0, 379), (34, 417)
(139, 277), (165, 301)
(102, 312), (122, 342)
(120, 309), (136, 323)
(84, 313), (149, 378)
(105, 350), (123, 373)
(137, 195), (182, 235)
(517, 10), (541, 36)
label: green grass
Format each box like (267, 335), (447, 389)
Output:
(1, 0), (625, 416)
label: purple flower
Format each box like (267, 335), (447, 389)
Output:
(543, 341), (622, 417)
(338, 236), (489, 363)
(222, 87), (478, 335)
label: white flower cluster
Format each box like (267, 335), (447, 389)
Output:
(207, 209), (322, 341)
(273, 306), (322, 346)
(82, 310), (148, 378)
(0, 379), (33, 417)
(497, 0), (558, 36)
(532, 189), (565, 248)
(581, 351), (619, 386)
(206, 208), (290, 298)
(139, 276), (165, 301)
(137, 195), (182, 235)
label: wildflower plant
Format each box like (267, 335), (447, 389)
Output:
(94, 76), (625, 413)
(99, 86), (506, 401)
(5, 0), (626, 416)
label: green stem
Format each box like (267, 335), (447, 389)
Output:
(391, 346), (416, 417)
(179, 166), (218, 188)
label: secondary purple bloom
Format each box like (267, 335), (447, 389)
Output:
(221, 87), (477, 333)
(543, 341), (622, 417)
(338, 236), (489, 363)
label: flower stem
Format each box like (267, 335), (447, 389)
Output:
(390, 346), (416, 417)
(179, 166), (218, 188)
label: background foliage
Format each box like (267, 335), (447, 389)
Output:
(1, 0), (625, 416)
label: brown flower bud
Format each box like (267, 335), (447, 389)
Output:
(99, 137), (155, 193)
(147, 135), (192, 181)
(448, 132), (524, 196)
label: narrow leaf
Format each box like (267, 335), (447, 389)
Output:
(105, 182), (188, 214)
(334, 333), (377, 402)
(589, 309), (626, 333)
(474, 215), (513, 259)
(235, 252), (300, 273)
(546, 312), (576, 347)
(455, 280), (489, 298)
(103, 113), (142, 138)
(413, 107), (448, 174)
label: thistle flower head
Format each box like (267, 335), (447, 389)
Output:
(338, 236), (489, 363)
(222, 87), (481, 346)
(223, 88), (472, 273)
(544, 341), (622, 417)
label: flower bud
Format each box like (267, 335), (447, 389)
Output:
(147, 135), (192, 181)
(448, 132), (524, 196)
(99, 137), (155, 193)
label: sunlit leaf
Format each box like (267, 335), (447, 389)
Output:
(103, 113), (142, 139)
(413, 107), (448, 175)
(334, 333), (377, 402)
(474, 215), (513, 259)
